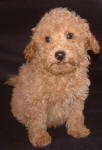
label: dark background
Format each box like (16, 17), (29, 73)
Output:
(0, 0), (102, 149)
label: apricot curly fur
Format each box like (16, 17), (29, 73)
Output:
(8, 8), (100, 147)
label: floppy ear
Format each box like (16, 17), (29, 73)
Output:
(86, 31), (100, 54)
(24, 40), (35, 62)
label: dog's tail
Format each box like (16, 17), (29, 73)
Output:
(5, 75), (18, 86)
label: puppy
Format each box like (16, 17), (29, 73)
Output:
(8, 8), (100, 147)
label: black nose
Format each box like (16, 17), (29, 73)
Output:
(55, 51), (66, 61)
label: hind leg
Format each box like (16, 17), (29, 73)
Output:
(10, 87), (26, 124)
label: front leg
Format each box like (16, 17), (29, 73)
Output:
(25, 100), (51, 147)
(66, 100), (90, 138)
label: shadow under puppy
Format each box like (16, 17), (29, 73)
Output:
(8, 8), (100, 147)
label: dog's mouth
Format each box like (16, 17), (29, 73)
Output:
(47, 61), (78, 75)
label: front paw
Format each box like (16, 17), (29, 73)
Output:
(68, 126), (90, 138)
(29, 131), (51, 147)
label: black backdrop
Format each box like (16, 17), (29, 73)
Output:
(0, 0), (102, 150)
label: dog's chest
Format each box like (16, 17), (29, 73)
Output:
(43, 76), (74, 127)
(41, 75), (76, 112)
(42, 75), (70, 100)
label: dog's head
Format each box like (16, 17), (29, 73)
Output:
(24, 8), (100, 75)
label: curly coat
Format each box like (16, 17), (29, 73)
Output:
(8, 8), (100, 147)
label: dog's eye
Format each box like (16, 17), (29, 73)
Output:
(66, 33), (74, 39)
(45, 36), (51, 43)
